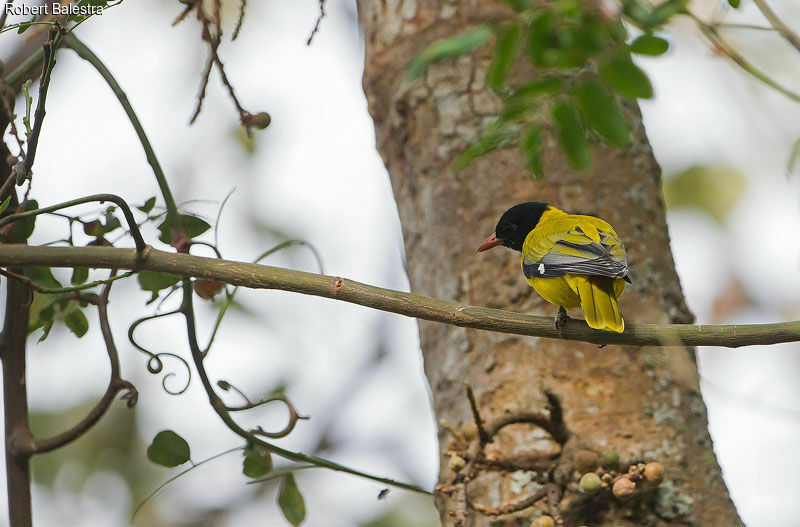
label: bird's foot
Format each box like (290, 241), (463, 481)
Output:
(555, 306), (569, 336)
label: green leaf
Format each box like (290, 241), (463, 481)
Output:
(527, 12), (554, 66)
(157, 214), (211, 245)
(487, 25), (521, 93)
(600, 54), (654, 99)
(630, 34), (669, 55)
(147, 430), (191, 468)
(622, 0), (652, 26)
(234, 126), (256, 154)
(78, 293), (100, 307)
(521, 124), (544, 180)
(647, 0), (688, 26)
(576, 80), (630, 147)
(499, 77), (562, 122)
(513, 77), (563, 99)
(29, 301), (56, 342)
(728, 0), (740, 7)
(277, 473), (306, 526)
(0, 196), (10, 215)
(70, 267), (89, 285)
(137, 197), (156, 214)
(36, 319), (54, 343)
(83, 220), (102, 237)
(608, 20), (629, 42)
(24, 266), (62, 290)
(407, 26), (492, 79)
(552, 100), (590, 170)
(452, 124), (518, 171)
(100, 207), (122, 234)
(242, 445), (273, 479)
(64, 309), (89, 338)
(137, 271), (181, 303)
(555, 15), (609, 68)
(2, 199), (38, 242)
(18, 16), (36, 34)
(137, 271), (181, 292)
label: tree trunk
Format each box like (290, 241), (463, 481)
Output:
(359, 1), (742, 526)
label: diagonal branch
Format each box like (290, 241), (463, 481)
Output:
(60, 34), (180, 226)
(0, 244), (798, 348)
(690, 13), (800, 104)
(178, 280), (428, 494)
(751, 0), (800, 53)
(21, 28), (61, 182)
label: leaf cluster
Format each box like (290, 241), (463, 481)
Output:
(409, 0), (684, 178)
(146, 430), (305, 525)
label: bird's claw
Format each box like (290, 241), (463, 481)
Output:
(555, 306), (569, 335)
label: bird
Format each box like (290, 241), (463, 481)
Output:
(477, 202), (630, 333)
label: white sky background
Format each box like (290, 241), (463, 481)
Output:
(0, 0), (798, 526)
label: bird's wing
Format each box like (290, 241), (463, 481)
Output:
(522, 224), (628, 280)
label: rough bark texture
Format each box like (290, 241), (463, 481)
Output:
(359, 1), (742, 526)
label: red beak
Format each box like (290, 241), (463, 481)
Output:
(477, 233), (502, 253)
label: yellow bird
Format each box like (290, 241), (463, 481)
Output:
(477, 202), (629, 332)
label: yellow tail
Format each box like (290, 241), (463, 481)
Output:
(564, 275), (624, 333)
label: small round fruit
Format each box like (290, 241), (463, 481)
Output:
(601, 450), (620, 471)
(580, 472), (602, 494)
(194, 279), (224, 300)
(612, 477), (636, 500)
(251, 112), (272, 129)
(531, 515), (555, 527)
(643, 462), (665, 487)
(574, 450), (599, 473)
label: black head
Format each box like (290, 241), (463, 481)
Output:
(477, 202), (550, 253)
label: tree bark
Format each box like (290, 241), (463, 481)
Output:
(359, 1), (742, 526)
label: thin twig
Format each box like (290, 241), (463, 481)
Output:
(0, 0), (13, 28)
(242, 395), (309, 438)
(172, 2), (196, 26)
(61, 34), (180, 227)
(29, 272), (137, 454)
(469, 486), (547, 516)
(465, 384), (490, 445)
(22, 28), (61, 184)
(232, 0), (247, 40)
(751, 0), (800, 53)
(213, 187), (235, 248)
(0, 268), (135, 295)
(132, 445), (243, 521)
(189, 54), (214, 124)
(194, 8), (249, 124)
(211, 44), (247, 119)
(689, 12), (800, 104)
(716, 22), (776, 31)
(307, 0), (326, 46)
(179, 280), (430, 494)
(0, 193), (147, 252)
(202, 239), (324, 356)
